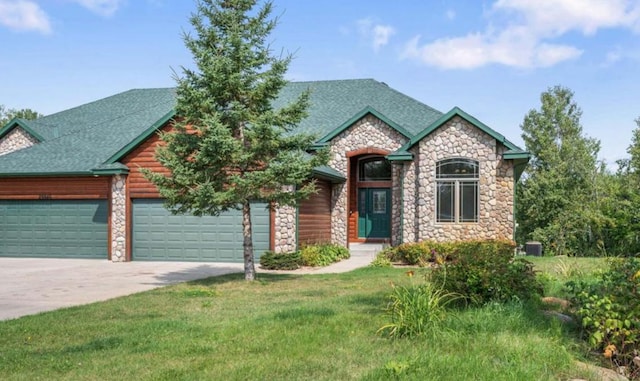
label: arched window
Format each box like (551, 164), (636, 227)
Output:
(436, 158), (479, 223)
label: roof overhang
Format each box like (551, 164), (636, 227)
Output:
(386, 150), (413, 161)
(91, 162), (130, 176)
(311, 165), (346, 183)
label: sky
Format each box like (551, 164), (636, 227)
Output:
(1, 0), (639, 167)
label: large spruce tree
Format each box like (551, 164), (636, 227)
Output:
(144, 0), (327, 280)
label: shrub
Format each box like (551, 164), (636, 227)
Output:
(378, 271), (460, 338)
(566, 258), (640, 374)
(389, 239), (514, 266)
(392, 241), (455, 266)
(300, 243), (350, 267)
(259, 251), (302, 270)
(370, 251), (392, 267)
(431, 240), (542, 305)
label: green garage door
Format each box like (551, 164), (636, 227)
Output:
(132, 199), (270, 262)
(0, 200), (108, 259)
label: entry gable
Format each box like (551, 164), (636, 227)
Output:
(317, 106), (413, 144)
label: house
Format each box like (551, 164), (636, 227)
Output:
(0, 79), (529, 262)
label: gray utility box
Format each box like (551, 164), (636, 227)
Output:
(525, 241), (542, 256)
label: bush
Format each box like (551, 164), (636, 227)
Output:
(370, 251), (392, 267)
(378, 271), (460, 338)
(388, 239), (515, 266)
(391, 241), (455, 266)
(430, 240), (542, 305)
(300, 243), (350, 267)
(259, 251), (302, 270)
(566, 258), (640, 374)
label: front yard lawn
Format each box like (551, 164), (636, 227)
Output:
(0, 266), (600, 380)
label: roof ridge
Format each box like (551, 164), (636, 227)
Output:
(34, 87), (175, 122)
(286, 78), (375, 85)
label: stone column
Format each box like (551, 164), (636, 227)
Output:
(273, 185), (297, 253)
(110, 175), (127, 262)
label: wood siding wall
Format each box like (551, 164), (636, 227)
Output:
(121, 127), (169, 199)
(348, 159), (358, 242)
(0, 177), (109, 199)
(298, 180), (332, 245)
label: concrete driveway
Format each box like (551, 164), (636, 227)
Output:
(0, 245), (377, 321)
(0, 258), (244, 321)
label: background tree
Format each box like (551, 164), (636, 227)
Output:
(516, 86), (602, 255)
(0, 106), (42, 126)
(144, 0), (327, 280)
(604, 117), (640, 256)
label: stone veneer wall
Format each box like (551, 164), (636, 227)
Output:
(390, 163), (403, 245)
(412, 116), (514, 241)
(328, 115), (408, 246)
(0, 127), (39, 156)
(401, 151), (418, 243)
(111, 175), (127, 262)
(274, 204), (296, 253)
(273, 185), (297, 253)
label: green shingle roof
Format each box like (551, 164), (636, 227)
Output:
(0, 88), (175, 176)
(273, 79), (443, 139)
(0, 79), (524, 177)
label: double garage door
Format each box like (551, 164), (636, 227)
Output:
(0, 200), (108, 259)
(132, 199), (270, 262)
(0, 199), (269, 262)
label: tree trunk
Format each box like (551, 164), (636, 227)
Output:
(242, 200), (256, 281)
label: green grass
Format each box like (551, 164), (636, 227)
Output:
(527, 255), (607, 297)
(0, 266), (600, 380)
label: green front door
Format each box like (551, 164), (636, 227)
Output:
(357, 188), (391, 239)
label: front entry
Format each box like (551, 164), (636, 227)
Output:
(358, 188), (391, 238)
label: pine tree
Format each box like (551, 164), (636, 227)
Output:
(144, 0), (327, 280)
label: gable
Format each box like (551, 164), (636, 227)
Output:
(317, 107), (412, 144)
(389, 107), (528, 160)
(0, 126), (40, 156)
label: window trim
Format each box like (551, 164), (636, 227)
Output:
(435, 158), (479, 224)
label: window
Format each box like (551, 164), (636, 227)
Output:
(436, 158), (478, 223)
(359, 157), (391, 181)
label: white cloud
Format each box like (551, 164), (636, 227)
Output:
(357, 18), (395, 52)
(493, 0), (639, 36)
(402, 0), (640, 69)
(445, 9), (456, 21)
(604, 49), (622, 66)
(0, 0), (51, 34)
(71, 0), (124, 17)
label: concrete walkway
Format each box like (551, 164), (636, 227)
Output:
(0, 244), (379, 321)
(262, 243), (381, 275)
